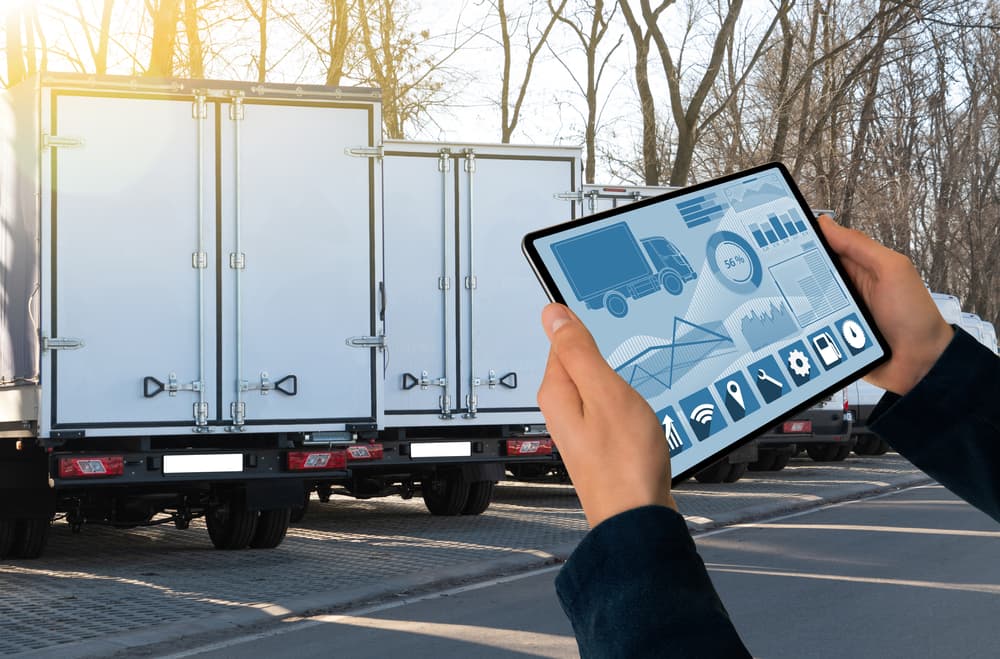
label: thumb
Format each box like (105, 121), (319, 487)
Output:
(818, 214), (886, 271)
(542, 304), (621, 398)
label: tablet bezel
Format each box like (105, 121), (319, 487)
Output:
(522, 161), (892, 484)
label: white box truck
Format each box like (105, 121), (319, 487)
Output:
(0, 74), (579, 557)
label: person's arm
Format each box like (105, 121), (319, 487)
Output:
(539, 305), (751, 658)
(818, 216), (1000, 520)
(869, 327), (1000, 521)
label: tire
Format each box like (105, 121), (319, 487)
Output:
(462, 481), (495, 515)
(770, 450), (791, 471)
(749, 449), (792, 472)
(290, 488), (311, 524)
(604, 292), (629, 318)
(747, 451), (777, 471)
(250, 508), (292, 549)
(206, 499), (258, 550)
(0, 520), (13, 559)
(724, 462), (748, 483)
(422, 474), (471, 516)
(10, 518), (49, 559)
(661, 271), (684, 295)
(807, 444), (852, 462)
(507, 463), (550, 481)
(854, 435), (890, 456)
(694, 460), (731, 483)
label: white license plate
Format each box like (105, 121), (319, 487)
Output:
(410, 441), (472, 459)
(162, 453), (244, 474)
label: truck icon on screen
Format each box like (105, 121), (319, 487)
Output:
(550, 221), (697, 318)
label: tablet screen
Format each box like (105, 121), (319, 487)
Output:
(523, 164), (888, 480)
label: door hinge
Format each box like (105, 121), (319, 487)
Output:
(346, 335), (387, 350)
(229, 252), (246, 269)
(345, 145), (384, 159)
(554, 191), (584, 202)
(465, 276), (477, 290)
(192, 93), (208, 119)
(42, 336), (84, 351)
(229, 93), (245, 121)
(438, 149), (452, 172)
(192, 252), (208, 269)
(42, 134), (85, 150)
(230, 401), (246, 426)
(193, 402), (209, 426)
(438, 276), (451, 290)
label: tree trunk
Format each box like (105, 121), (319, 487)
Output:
(183, 0), (202, 78)
(146, 0), (180, 77)
(620, 1), (659, 185)
(6, 9), (26, 87)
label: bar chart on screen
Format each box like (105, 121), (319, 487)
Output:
(747, 208), (810, 249)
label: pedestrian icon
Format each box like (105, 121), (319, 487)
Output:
(656, 405), (692, 457)
(713, 371), (761, 421)
(748, 355), (790, 403)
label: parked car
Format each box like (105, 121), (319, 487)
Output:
(752, 389), (854, 465)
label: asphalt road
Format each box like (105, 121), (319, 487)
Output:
(167, 485), (1000, 659)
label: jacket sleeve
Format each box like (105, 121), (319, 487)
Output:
(555, 505), (752, 659)
(870, 327), (1000, 523)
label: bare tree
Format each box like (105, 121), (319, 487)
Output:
(183, 0), (203, 78)
(549, 0), (623, 183)
(146, 0), (181, 77)
(243, 0), (268, 83)
(619, 0), (660, 184)
(493, 0), (568, 143)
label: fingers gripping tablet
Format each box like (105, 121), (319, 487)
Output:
(523, 163), (889, 482)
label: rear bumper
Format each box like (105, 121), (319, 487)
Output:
(756, 409), (853, 448)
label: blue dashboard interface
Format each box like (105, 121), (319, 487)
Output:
(531, 169), (884, 476)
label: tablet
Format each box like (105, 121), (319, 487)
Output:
(522, 163), (890, 482)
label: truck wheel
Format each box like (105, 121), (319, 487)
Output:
(10, 518), (49, 559)
(0, 520), (16, 559)
(694, 460), (730, 483)
(507, 464), (550, 481)
(250, 508), (292, 549)
(770, 450), (792, 471)
(290, 488), (311, 523)
(807, 444), (852, 462)
(661, 271), (684, 295)
(206, 499), (258, 550)
(462, 481), (495, 515)
(724, 462), (748, 483)
(422, 474), (470, 516)
(854, 435), (890, 456)
(748, 451), (777, 471)
(604, 292), (629, 318)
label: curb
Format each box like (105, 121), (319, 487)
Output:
(14, 471), (933, 659)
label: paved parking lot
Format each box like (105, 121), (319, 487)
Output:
(3, 453), (928, 658)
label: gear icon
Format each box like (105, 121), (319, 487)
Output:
(787, 349), (811, 377)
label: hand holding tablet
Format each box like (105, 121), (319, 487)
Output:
(524, 163), (891, 483)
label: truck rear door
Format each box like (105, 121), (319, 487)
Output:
(42, 91), (217, 432)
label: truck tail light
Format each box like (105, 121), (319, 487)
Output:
(58, 456), (124, 478)
(287, 451), (346, 471)
(346, 444), (384, 462)
(506, 438), (554, 456)
(844, 388), (850, 411)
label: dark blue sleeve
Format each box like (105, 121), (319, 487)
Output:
(870, 327), (1000, 522)
(555, 505), (751, 659)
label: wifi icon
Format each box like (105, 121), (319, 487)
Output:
(680, 388), (729, 441)
(690, 404), (715, 425)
